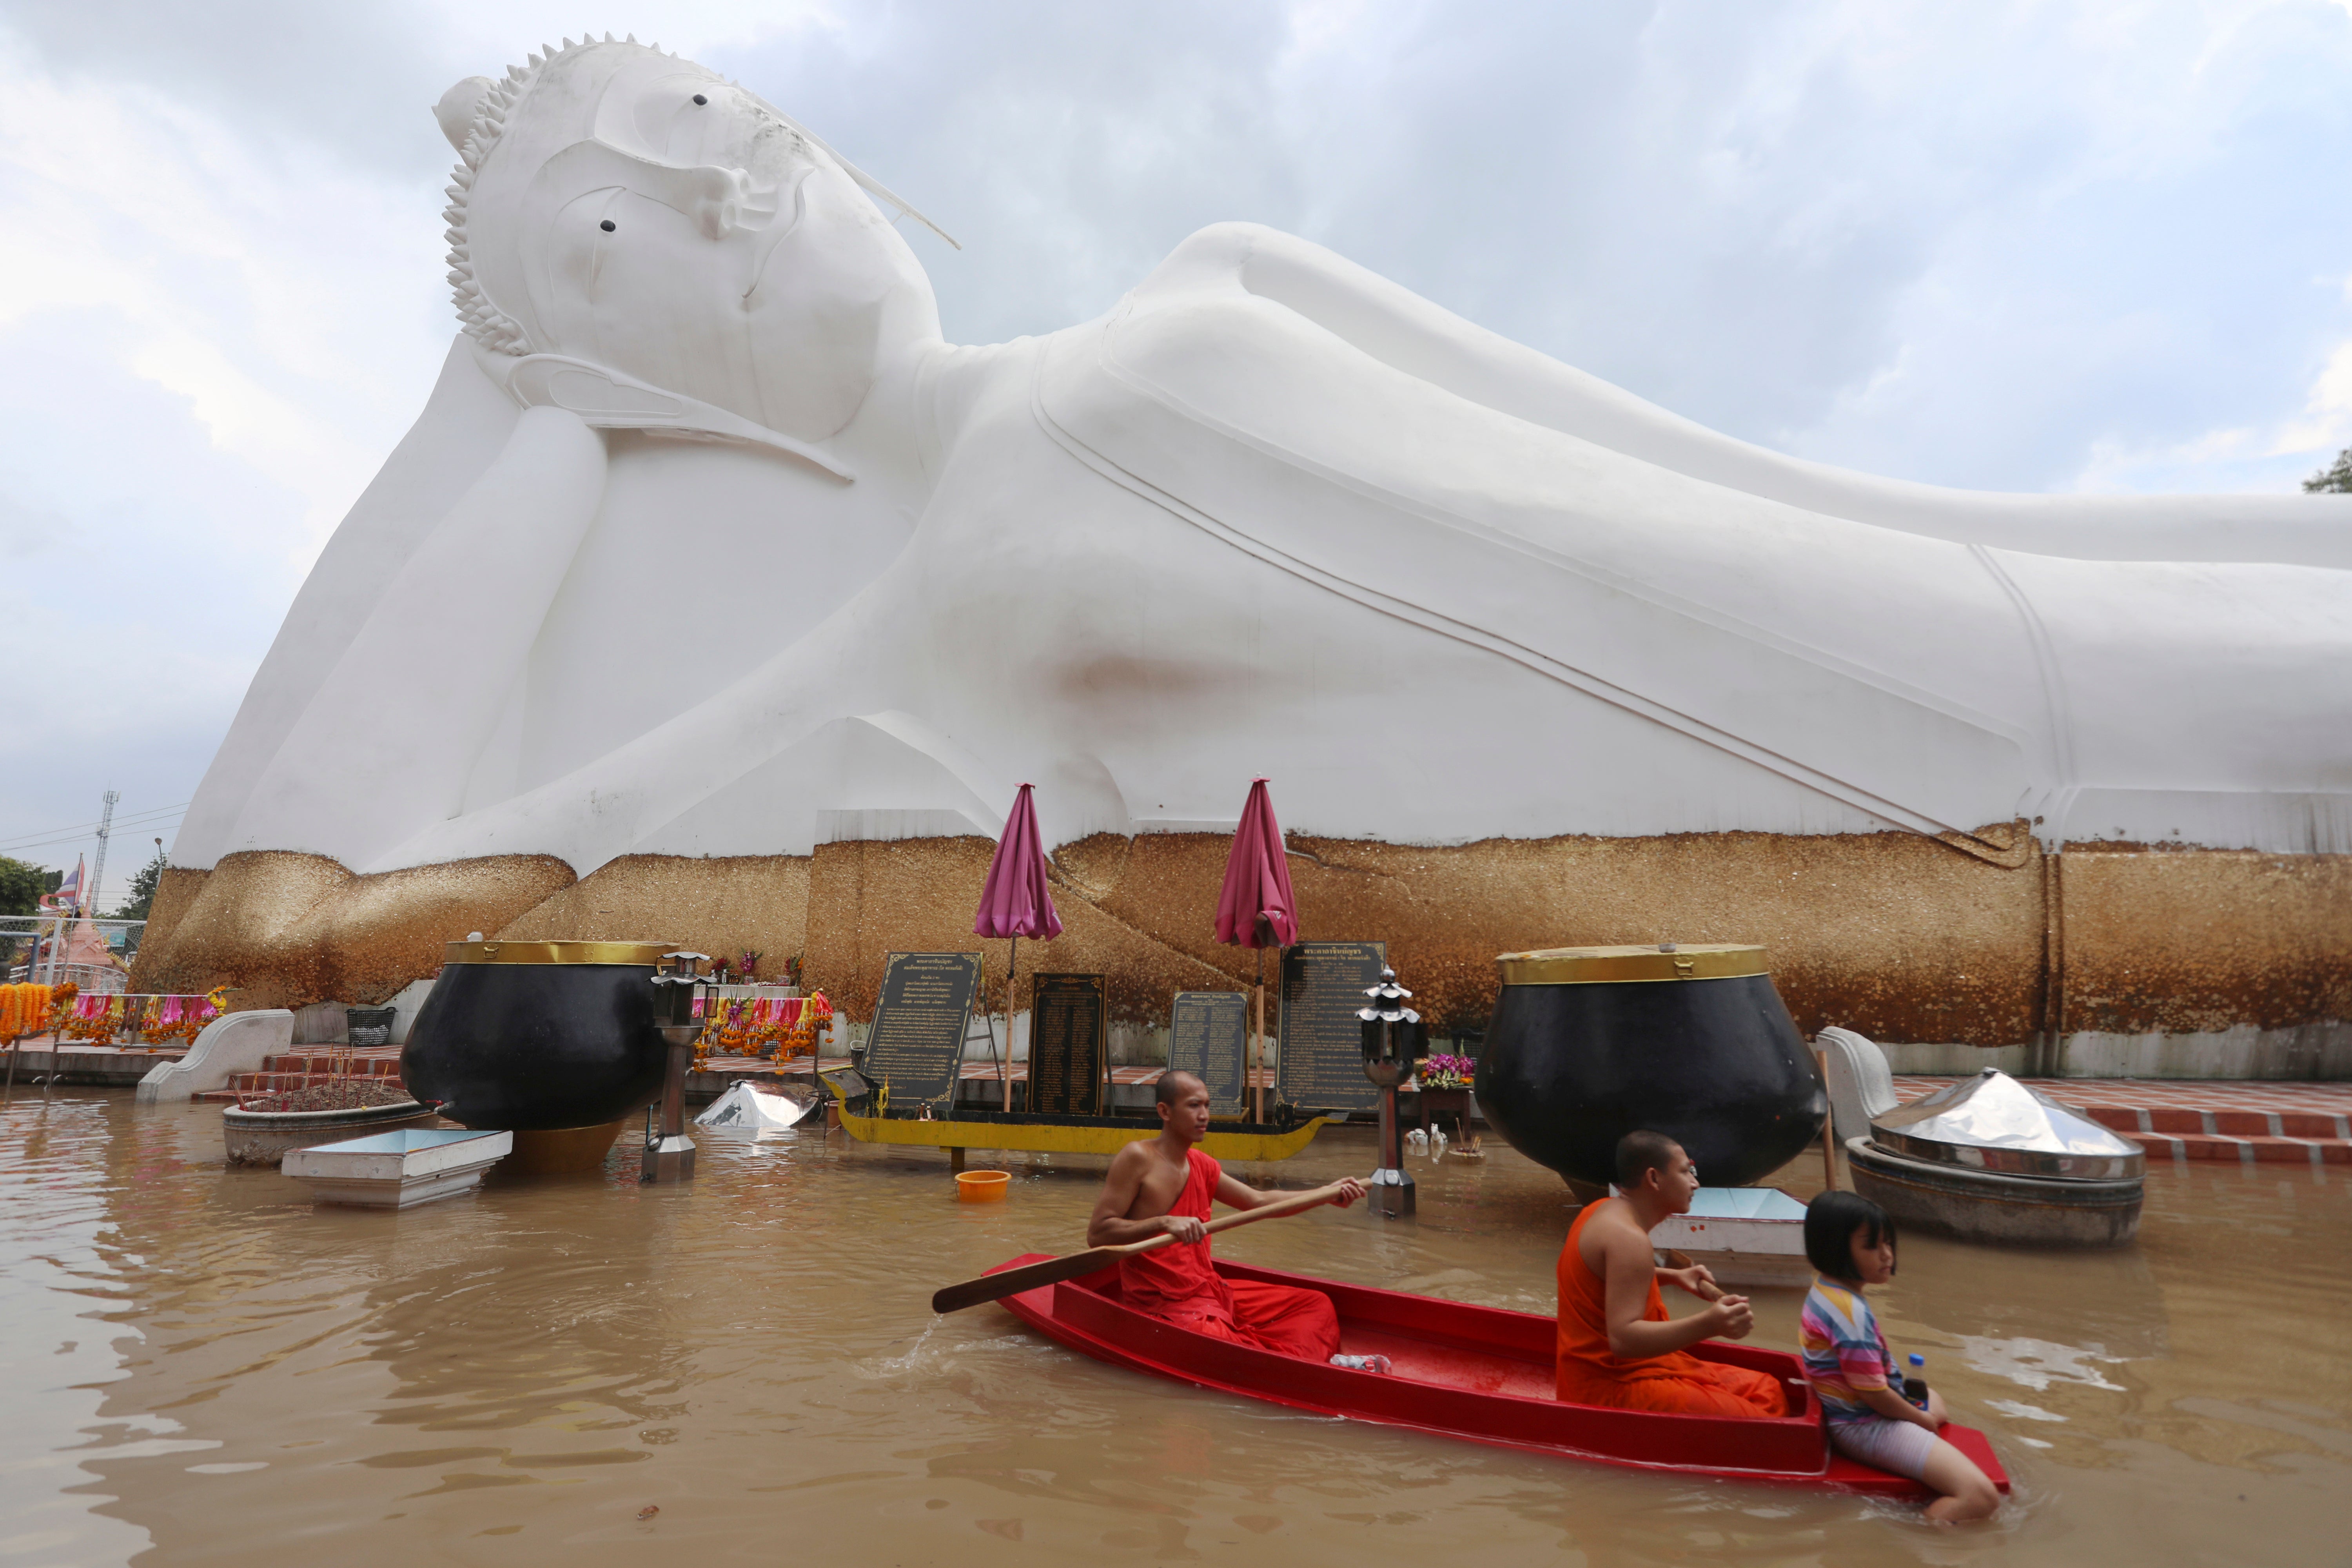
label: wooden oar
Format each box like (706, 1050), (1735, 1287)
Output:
(1662, 1247), (1729, 1303)
(932, 1180), (1357, 1314)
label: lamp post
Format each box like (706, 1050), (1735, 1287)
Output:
(644, 950), (706, 1183)
(1358, 965), (1426, 1219)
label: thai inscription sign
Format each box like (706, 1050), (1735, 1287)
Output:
(1029, 973), (1107, 1116)
(1168, 991), (1249, 1118)
(1276, 941), (1386, 1114)
(864, 951), (980, 1113)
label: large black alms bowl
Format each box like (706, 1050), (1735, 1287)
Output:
(402, 942), (669, 1131)
(1477, 949), (1826, 1189)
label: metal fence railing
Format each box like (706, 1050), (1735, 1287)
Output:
(0, 915), (145, 987)
(3, 963), (126, 993)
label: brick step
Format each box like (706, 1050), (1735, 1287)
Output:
(2083, 1104), (2352, 1141)
(2129, 1131), (2352, 1165)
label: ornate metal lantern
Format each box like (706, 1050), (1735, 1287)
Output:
(1358, 966), (1427, 1218)
(644, 950), (709, 1182)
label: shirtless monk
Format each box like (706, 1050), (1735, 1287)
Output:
(1555, 1129), (1787, 1416)
(1087, 1071), (1366, 1359)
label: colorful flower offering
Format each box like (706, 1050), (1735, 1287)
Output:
(0, 982), (55, 1042)
(1420, 1053), (1476, 1089)
(686, 985), (833, 1062)
(32, 989), (218, 1047)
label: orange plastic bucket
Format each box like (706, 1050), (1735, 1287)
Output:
(955, 1169), (1011, 1203)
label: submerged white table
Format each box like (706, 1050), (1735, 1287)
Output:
(281, 1128), (513, 1209)
(1650, 1186), (1813, 1290)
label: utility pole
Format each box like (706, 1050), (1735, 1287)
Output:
(89, 790), (118, 920)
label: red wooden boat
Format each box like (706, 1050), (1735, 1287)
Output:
(991, 1253), (2010, 1497)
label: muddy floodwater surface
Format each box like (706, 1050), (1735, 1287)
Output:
(2, 1089), (2345, 1566)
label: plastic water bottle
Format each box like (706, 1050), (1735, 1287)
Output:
(1902, 1352), (1928, 1409)
(1329, 1354), (1393, 1374)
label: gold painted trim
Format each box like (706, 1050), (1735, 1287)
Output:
(1496, 944), (1769, 985)
(442, 940), (675, 967)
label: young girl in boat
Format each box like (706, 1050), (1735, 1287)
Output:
(1800, 1192), (2001, 1523)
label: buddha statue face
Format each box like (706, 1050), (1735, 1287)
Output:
(444, 40), (942, 442)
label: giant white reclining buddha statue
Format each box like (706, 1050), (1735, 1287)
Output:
(137, 36), (2350, 1071)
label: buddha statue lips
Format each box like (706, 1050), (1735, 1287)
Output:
(158, 36), (2352, 1050)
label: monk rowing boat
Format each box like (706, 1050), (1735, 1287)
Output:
(990, 1254), (2011, 1496)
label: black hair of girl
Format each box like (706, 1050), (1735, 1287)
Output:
(1804, 1189), (1896, 1280)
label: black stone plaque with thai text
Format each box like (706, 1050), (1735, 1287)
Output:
(1168, 991), (1249, 1117)
(1276, 941), (1385, 1114)
(1029, 973), (1107, 1116)
(864, 951), (980, 1113)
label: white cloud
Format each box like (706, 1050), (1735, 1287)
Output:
(2272, 335), (2352, 454)
(0, 58), (434, 559)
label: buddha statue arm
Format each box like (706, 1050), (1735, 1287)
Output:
(175, 339), (521, 869)
(216, 405), (610, 872)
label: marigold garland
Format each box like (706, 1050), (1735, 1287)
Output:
(61, 992), (133, 1044)
(0, 982), (54, 1041)
(710, 997), (753, 1056)
(781, 990), (833, 1060)
(44, 981), (80, 1035)
(0, 985), (216, 1048)
(692, 989), (836, 1062)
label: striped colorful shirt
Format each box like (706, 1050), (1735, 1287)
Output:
(1799, 1276), (1895, 1426)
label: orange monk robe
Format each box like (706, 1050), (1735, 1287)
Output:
(1119, 1148), (1342, 1361)
(1555, 1201), (1786, 1417)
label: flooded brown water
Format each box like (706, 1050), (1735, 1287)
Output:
(3, 1089), (2345, 1567)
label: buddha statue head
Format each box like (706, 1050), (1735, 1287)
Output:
(437, 37), (947, 445)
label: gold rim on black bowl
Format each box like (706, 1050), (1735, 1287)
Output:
(1495, 944), (1769, 985)
(441, 940), (678, 967)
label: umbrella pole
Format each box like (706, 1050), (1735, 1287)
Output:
(1252, 947), (1265, 1125)
(1002, 935), (1017, 1112)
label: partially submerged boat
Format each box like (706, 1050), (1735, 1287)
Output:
(1849, 1067), (2145, 1247)
(990, 1254), (2009, 1497)
(223, 1097), (437, 1167)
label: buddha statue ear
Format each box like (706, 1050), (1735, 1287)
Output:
(435, 76), (497, 152)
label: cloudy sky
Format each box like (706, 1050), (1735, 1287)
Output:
(4, 0), (2351, 903)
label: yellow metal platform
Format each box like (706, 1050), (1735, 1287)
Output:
(829, 1101), (1331, 1161)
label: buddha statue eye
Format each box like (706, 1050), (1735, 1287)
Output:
(692, 94), (708, 106)
(599, 219), (617, 232)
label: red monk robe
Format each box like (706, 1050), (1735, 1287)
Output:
(1120, 1148), (1343, 1360)
(1555, 1202), (1785, 1417)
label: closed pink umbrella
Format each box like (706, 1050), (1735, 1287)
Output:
(1215, 778), (1298, 1122)
(975, 784), (1062, 1109)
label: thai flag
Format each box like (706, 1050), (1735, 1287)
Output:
(38, 857), (84, 913)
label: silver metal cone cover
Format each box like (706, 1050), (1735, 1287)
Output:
(1868, 1068), (2145, 1181)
